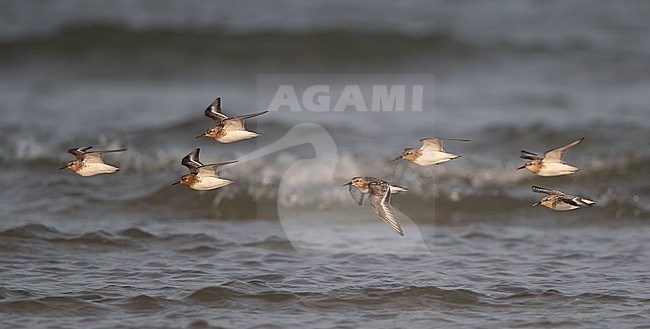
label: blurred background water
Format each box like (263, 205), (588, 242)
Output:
(0, 1), (648, 328)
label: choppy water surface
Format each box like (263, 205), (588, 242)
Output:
(1, 219), (648, 328)
(1, 1), (649, 328)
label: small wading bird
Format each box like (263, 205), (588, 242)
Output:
(196, 97), (268, 143)
(532, 185), (596, 211)
(59, 146), (126, 176)
(343, 177), (408, 236)
(393, 138), (470, 166)
(518, 138), (584, 176)
(173, 148), (237, 190)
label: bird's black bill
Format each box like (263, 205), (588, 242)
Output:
(342, 182), (351, 186)
(172, 181), (181, 186)
(517, 165), (526, 170)
(195, 134), (205, 139)
(392, 156), (402, 162)
(58, 165), (68, 170)
(532, 202), (541, 207)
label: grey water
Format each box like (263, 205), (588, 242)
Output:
(1, 1), (649, 328)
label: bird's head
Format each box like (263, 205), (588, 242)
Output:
(343, 177), (366, 189)
(393, 148), (418, 161)
(60, 160), (81, 171)
(173, 174), (196, 187)
(518, 161), (532, 170)
(196, 126), (221, 139)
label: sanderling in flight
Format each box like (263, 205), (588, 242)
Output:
(518, 138), (584, 176)
(343, 176), (408, 236)
(393, 138), (470, 166)
(531, 185), (596, 211)
(196, 97), (268, 143)
(173, 148), (237, 190)
(59, 146), (126, 176)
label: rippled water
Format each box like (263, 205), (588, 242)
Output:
(1, 217), (649, 328)
(1, 1), (649, 328)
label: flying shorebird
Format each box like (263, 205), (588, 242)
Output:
(196, 97), (268, 143)
(531, 185), (596, 211)
(59, 146), (126, 176)
(518, 138), (584, 176)
(343, 176), (408, 236)
(393, 138), (470, 166)
(173, 148), (237, 190)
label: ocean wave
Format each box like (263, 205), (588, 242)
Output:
(2, 158), (647, 221)
(497, 289), (635, 303)
(1, 120), (647, 220)
(0, 225), (136, 251)
(0, 24), (469, 63)
(181, 282), (644, 312)
(3, 12), (643, 61)
(0, 296), (110, 315)
(0, 224), (227, 252)
(114, 294), (176, 311)
(0, 121), (650, 177)
(4, 22), (628, 71)
(182, 282), (489, 310)
(1, 284), (643, 318)
(0, 223), (60, 239)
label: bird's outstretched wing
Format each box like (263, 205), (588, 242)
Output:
(67, 146), (93, 159)
(532, 185), (565, 196)
(197, 160), (237, 177)
(420, 138), (469, 152)
(223, 111), (268, 131)
(92, 148), (127, 154)
(182, 148), (204, 174)
(82, 153), (104, 163)
(67, 146), (125, 162)
(368, 183), (404, 236)
(520, 150), (544, 160)
(419, 138), (444, 152)
(204, 97), (229, 124)
(347, 184), (366, 206)
(82, 149), (126, 163)
(544, 138), (584, 163)
(223, 118), (245, 131)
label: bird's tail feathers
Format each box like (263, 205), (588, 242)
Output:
(389, 185), (408, 193)
(575, 197), (596, 207)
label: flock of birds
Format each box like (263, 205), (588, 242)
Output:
(60, 97), (596, 237)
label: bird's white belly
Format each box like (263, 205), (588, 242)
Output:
(539, 162), (579, 176)
(77, 164), (119, 176)
(217, 130), (259, 143)
(552, 202), (580, 211)
(414, 151), (458, 166)
(191, 177), (234, 190)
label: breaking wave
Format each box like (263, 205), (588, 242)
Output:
(1, 120), (647, 220)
